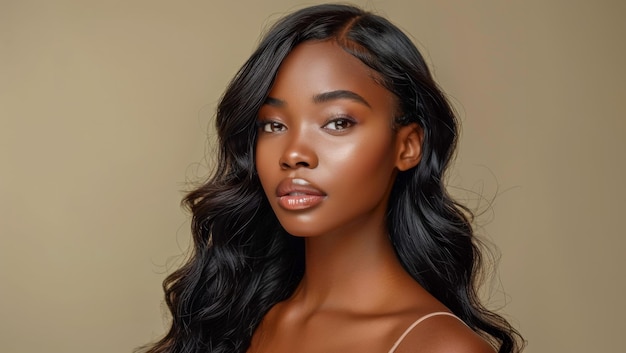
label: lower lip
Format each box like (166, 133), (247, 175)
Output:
(277, 195), (325, 210)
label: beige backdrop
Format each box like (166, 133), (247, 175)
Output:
(1, 0), (624, 352)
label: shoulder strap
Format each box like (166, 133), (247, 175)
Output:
(387, 312), (464, 353)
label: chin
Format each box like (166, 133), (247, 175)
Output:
(276, 218), (331, 238)
(280, 225), (325, 238)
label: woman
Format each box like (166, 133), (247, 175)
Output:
(141, 4), (524, 353)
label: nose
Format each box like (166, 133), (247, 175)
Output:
(279, 133), (318, 170)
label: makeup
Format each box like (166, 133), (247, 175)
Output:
(276, 178), (326, 210)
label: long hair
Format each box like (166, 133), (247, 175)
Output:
(140, 4), (524, 353)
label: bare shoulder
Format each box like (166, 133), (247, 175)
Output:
(394, 314), (495, 353)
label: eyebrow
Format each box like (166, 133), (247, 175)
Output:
(264, 96), (285, 107)
(263, 90), (371, 108)
(313, 90), (371, 108)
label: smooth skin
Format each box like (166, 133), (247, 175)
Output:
(250, 40), (494, 353)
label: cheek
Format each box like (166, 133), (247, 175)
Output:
(326, 134), (395, 176)
(255, 144), (274, 190)
(255, 140), (292, 209)
(317, 135), (398, 208)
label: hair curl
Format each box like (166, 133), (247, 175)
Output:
(139, 4), (524, 353)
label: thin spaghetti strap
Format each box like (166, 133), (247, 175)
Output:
(387, 312), (465, 353)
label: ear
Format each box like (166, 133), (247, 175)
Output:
(395, 123), (423, 171)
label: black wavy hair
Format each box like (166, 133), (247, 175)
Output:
(139, 4), (524, 353)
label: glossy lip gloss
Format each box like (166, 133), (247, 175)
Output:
(276, 178), (326, 210)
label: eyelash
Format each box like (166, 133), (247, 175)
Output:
(322, 116), (356, 131)
(257, 115), (357, 133)
(258, 121), (286, 133)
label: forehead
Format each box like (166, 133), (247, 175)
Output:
(267, 40), (395, 109)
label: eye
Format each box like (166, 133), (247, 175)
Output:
(259, 121), (286, 133)
(322, 117), (356, 131)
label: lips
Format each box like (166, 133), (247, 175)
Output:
(275, 178), (326, 210)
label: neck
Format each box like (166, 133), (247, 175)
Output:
(290, 220), (411, 313)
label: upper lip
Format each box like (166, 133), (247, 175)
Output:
(276, 178), (326, 197)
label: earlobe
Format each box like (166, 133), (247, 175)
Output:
(396, 123), (424, 171)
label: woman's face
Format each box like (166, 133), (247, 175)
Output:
(255, 40), (408, 238)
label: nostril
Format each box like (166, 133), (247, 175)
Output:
(279, 147), (318, 169)
(280, 160), (311, 169)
